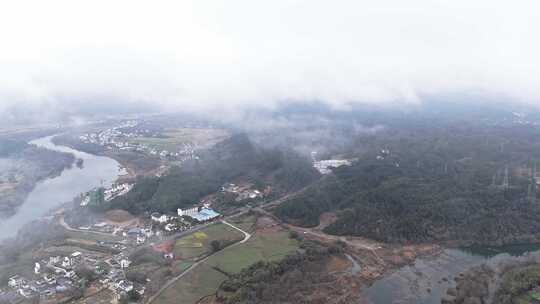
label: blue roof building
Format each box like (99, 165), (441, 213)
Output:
(191, 208), (220, 222)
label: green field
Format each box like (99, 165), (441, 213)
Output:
(206, 230), (299, 274)
(514, 290), (540, 303)
(173, 260), (194, 274)
(173, 223), (244, 260)
(127, 128), (229, 151)
(531, 291), (540, 300)
(155, 263), (227, 304)
(157, 229), (299, 304)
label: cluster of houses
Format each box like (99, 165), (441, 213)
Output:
(81, 183), (133, 207)
(150, 204), (221, 233)
(375, 148), (391, 160)
(310, 151), (354, 174)
(1, 180), (237, 303)
(221, 183), (264, 201)
(150, 213), (191, 233)
(1, 249), (141, 303)
(4, 252), (85, 300)
(77, 222), (155, 247)
(0, 223), (162, 303)
(78, 120), (139, 147)
(313, 159), (352, 174)
(78, 121), (199, 161)
(104, 183), (133, 202)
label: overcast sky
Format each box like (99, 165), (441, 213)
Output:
(1, 0), (539, 120)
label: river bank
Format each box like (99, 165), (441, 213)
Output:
(51, 133), (162, 178)
(0, 135), (121, 241)
(0, 140), (76, 219)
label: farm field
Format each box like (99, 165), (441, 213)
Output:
(129, 262), (163, 276)
(172, 260), (194, 274)
(127, 128), (229, 151)
(154, 263), (227, 304)
(74, 288), (116, 304)
(173, 223), (244, 260)
(206, 230), (299, 274)
(157, 217), (300, 304)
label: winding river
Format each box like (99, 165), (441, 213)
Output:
(0, 135), (121, 240)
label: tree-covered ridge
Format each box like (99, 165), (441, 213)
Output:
(275, 123), (540, 245)
(104, 134), (319, 214)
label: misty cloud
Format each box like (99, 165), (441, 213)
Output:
(1, 0), (540, 122)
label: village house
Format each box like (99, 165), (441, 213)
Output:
(151, 212), (173, 223)
(119, 280), (134, 293)
(177, 207), (199, 217)
(178, 205), (220, 222)
(8, 276), (24, 289)
(120, 259), (131, 269)
(104, 183), (133, 201)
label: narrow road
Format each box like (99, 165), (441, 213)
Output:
(58, 214), (116, 237)
(222, 220), (251, 243)
(146, 220), (251, 304)
(146, 254), (212, 304)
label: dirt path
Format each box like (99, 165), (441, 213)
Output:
(222, 220), (251, 243)
(308, 225), (381, 264)
(255, 198), (386, 265)
(58, 214), (117, 237)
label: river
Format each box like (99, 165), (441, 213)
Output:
(0, 135), (122, 240)
(363, 243), (540, 303)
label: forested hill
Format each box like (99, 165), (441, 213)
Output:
(105, 134), (320, 214)
(275, 123), (540, 245)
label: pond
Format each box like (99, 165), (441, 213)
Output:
(363, 243), (540, 303)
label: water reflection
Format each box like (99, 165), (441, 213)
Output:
(0, 135), (120, 240)
(363, 244), (540, 304)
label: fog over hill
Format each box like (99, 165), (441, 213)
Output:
(1, 0), (540, 125)
(4, 2), (540, 304)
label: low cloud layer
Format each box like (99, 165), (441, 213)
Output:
(1, 0), (539, 122)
